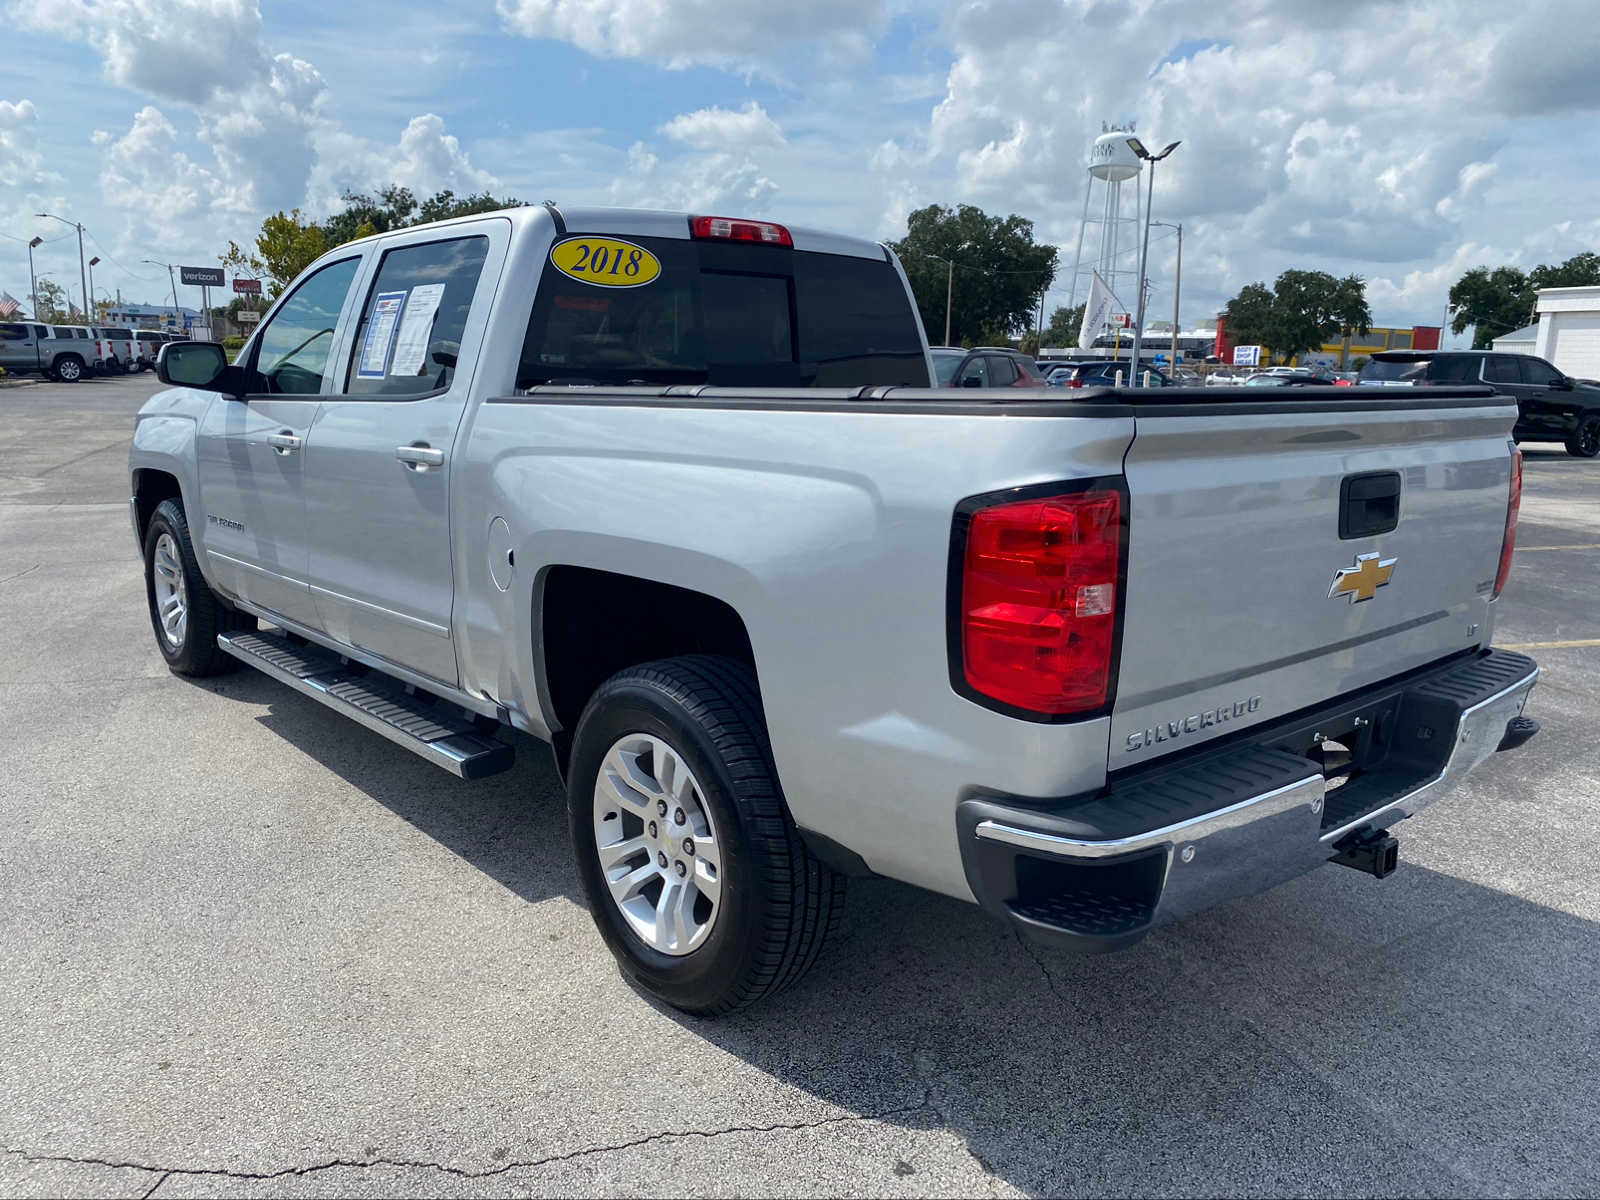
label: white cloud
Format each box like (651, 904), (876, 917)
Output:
(660, 103), (784, 151)
(494, 0), (895, 75)
(0, 98), (56, 188)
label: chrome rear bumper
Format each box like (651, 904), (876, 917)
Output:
(959, 649), (1539, 951)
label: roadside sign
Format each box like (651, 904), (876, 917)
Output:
(1233, 344), (1262, 367)
(237, 310), (261, 323)
(232, 278), (262, 294)
(180, 266), (225, 287)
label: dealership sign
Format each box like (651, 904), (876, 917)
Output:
(232, 277), (262, 294)
(179, 265), (225, 287)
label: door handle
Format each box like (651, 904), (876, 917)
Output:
(396, 444), (445, 469)
(266, 432), (301, 453)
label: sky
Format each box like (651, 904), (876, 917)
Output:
(3, 0), (1599, 342)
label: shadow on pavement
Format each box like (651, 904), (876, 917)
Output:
(198, 669), (1600, 1197)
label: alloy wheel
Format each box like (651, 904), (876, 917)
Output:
(591, 733), (722, 956)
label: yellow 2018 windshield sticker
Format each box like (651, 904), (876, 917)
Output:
(549, 237), (661, 288)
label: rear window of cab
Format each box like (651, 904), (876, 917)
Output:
(518, 234), (929, 389)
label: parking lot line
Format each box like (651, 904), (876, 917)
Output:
(1517, 544), (1600, 552)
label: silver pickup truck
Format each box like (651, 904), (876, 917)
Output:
(130, 204), (1540, 1013)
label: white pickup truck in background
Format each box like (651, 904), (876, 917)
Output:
(129, 204), (1540, 1013)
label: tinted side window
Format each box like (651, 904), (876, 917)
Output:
(0, 323), (28, 341)
(248, 257), (360, 395)
(1521, 358), (1561, 386)
(987, 355), (1018, 386)
(1427, 356), (1480, 383)
(345, 235), (489, 397)
(957, 357), (990, 387)
(1484, 357), (1521, 385)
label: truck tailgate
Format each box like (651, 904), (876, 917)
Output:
(1111, 391), (1516, 768)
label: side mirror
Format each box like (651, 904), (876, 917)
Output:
(1550, 376), (1573, 390)
(156, 341), (235, 394)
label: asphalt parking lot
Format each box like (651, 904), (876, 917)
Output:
(2, 372), (1598, 1198)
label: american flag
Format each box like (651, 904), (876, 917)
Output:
(0, 292), (21, 318)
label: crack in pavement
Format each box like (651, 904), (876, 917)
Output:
(5, 1101), (936, 1188)
(0, 564), (41, 586)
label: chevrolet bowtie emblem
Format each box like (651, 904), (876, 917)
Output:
(1329, 552), (1397, 603)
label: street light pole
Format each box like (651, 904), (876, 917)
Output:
(1152, 221), (1182, 371)
(27, 236), (42, 320)
(87, 256), (100, 322)
(928, 254), (953, 345)
(1124, 139), (1181, 386)
(36, 212), (89, 323)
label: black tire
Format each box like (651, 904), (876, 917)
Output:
(1566, 416), (1600, 458)
(567, 655), (844, 1015)
(52, 355), (84, 383)
(142, 498), (254, 676)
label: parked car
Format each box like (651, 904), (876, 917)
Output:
(1053, 360), (1173, 388)
(1360, 350), (1600, 457)
(130, 204), (1540, 1013)
(0, 321), (98, 381)
(930, 345), (1047, 388)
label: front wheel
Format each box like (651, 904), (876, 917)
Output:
(142, 499), (253, 676)
(567, 655), (843, 1015)
(1566, 416), (1600, 458)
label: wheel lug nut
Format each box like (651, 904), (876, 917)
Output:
(657, 800), (668, 817)
(648, 821), (658, 838)
(656, 852), (668, 868)
(682, 838), (695, 856)
(674, 861), (687, 878)
(674, 808), (686, 825)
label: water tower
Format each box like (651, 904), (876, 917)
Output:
(1065, 122), (1144, 320)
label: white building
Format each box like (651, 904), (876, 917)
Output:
(1531, 285), (1600, 379)
(1490, 322), (1537, 355)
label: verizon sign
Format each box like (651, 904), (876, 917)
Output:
(179, 265), (225, 287)
(232, 278), (262, 294)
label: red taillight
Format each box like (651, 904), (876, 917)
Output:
(689, 215), (793, 247)
(1494, 444), (1522, 599)
(958, 487), (1124, 716)
(1065, 377), (1084, 389)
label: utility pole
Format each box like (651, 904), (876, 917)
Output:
(144, 260), (180, 328)
(36, 212), (90, 324)
(27, 236), (42, 319)
(1152, 221), (1182, 371)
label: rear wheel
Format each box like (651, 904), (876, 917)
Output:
(568, 655), (843, 1015)
(52, 355), (83, 383)
(1566, 416), (1600, 458)
(142, 499), (254, 676)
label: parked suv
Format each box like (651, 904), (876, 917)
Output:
(1360, 350), (1600, 458)
(930, 346), (1046, 388)
(1053, 360), (1173, 388)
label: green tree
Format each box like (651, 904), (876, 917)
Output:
(1223, 271), (1370, 364)
(1041, 303), (1086, 349)
(1448, 266), (1530, 349)
(322, 185), (419, 247)
(890, 204), (1056, 346)
(1529, 251), (1600, 291)
(252, 210), (328, 298)
(417, 189), (524, 224)
(33, 278), (68, 322)
(1221, 281), (1275, 351)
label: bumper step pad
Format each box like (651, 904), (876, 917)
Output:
(217, 631), (513, 779)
